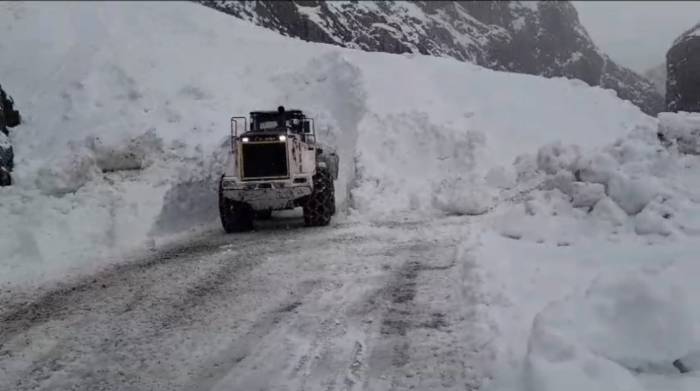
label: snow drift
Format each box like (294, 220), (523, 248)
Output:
(481, 112), (700, 391)
(523, 259), (700, 391)
(0, 1), (653, 287)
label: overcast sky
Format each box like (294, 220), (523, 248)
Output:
(572, 1), (700, 73)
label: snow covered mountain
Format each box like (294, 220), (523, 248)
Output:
(200, 0), (664, 116)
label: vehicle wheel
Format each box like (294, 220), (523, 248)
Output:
(303, 169), (334, 227)
(255, 209), (272, 220)
(219, 182), (253, 233)
(0, 167), (11, 187)
(330, 187), (336, 216)
(6, 110), (20, 128)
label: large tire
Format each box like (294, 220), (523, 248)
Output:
(255, 209), (272, 220)
(5, 110), (20, 128)
(0, 167), (11, 187)
(330, 185), (336, 216)
(303, 169), (334, 227)
(219, 182), (253, 233)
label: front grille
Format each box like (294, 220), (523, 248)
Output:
(241, 142), (288, 179)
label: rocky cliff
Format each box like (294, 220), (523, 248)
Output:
(667, 22), (700, 112)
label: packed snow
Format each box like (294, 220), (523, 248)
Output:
(2, 2), (700, 391)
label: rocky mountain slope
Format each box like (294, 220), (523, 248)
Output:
(667, 22), (700, 112)
(200, 0), (663, 115)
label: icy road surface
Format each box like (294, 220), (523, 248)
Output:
(0, 215), (490, 391)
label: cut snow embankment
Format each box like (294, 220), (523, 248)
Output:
(0, 2), (653, 288)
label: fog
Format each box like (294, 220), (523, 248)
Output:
(573, 1), (700, 72)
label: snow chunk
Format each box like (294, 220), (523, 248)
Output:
(634, 206), (672, 236)
(524, 271), (695, 391)
(658, 112), (700, 155)
(573, 152), (618, 185)
(571, 182), (605, 208)
(35, 142), (100, 196)
(542, 170), (575, 197)
(432, 178), (493, 216)
(537, 142), (581, 175)
(591, 196), (628, 227)
(525, 310), (640, 391)
(496, 204), (528, 240)
(607, 173), (660, 215)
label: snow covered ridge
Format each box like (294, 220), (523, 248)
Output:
(672, 22), (700, 47)
(0, 2), (654, 286)
(201, 0), (663, 115)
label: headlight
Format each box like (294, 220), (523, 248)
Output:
(241, 137), (249, 142)
(279, 135), (287, 142)
(222, 178), (238, 188)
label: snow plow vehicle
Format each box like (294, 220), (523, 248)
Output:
(218, 106), (339, 232)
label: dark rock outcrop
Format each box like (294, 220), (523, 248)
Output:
(667, 23), (700, 112)
(200, 0), (663, 115)
(0, 132), (13, 186)
(1, 84), (21, 186)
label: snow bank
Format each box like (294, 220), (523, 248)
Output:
(496, 113), (700, 243)
(479, 226), (700, 391)
(346, 49), (654, 218)
(480, 114), (700, 391)
(524, 265), (700, 391)
(478, 112), (700, 391)
(0, 1), (655, 286)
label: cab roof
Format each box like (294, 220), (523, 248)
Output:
(250, 109), (303, 116)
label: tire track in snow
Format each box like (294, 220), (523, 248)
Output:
(354, 220), (487, 391)
(0, 217), (492, 391)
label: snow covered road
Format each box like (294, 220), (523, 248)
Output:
(6, 3), (697, 390)
(0, 215), (491, 391)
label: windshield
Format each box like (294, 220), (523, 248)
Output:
(256, 120), (279, 130)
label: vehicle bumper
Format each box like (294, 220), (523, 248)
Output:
(220, 176), (312, 210)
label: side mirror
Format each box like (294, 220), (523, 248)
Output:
(302, 121), (311, 134)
